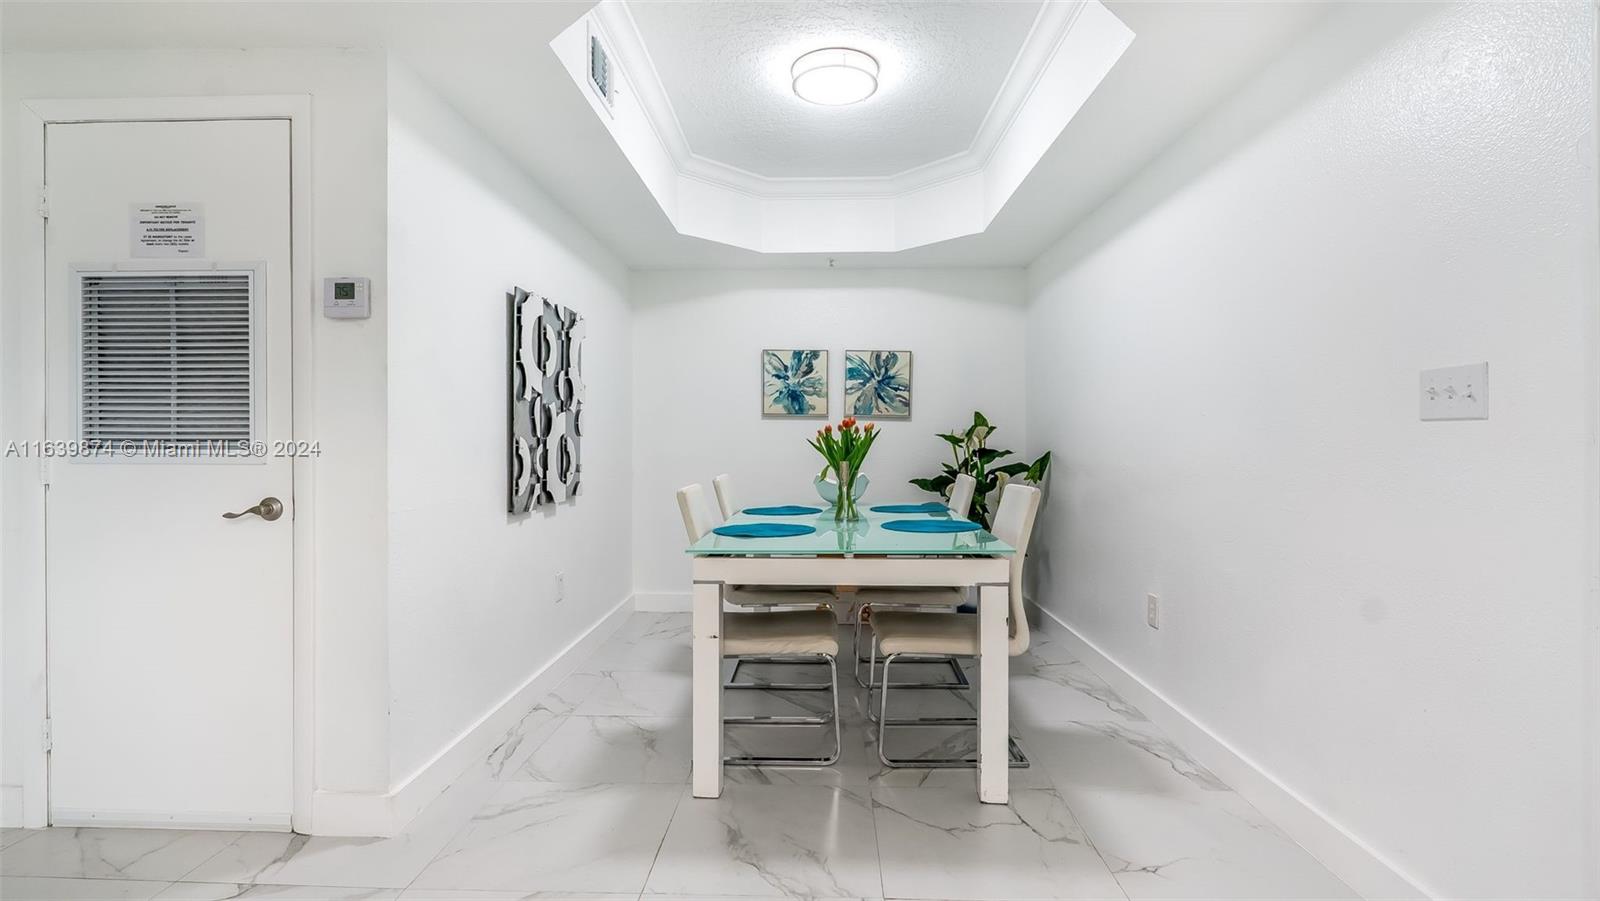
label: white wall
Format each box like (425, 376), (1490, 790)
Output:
(0, 49), (392, 825)
(386, 65), (633, 783)
(630, 268), (1027, 604)
(0, 5), (12, 827)
(1025, 3), (1598, 898)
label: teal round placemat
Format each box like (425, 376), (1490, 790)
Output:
(880, 519), (981, 534)
(870, 503), (948, 514)
(712, 523), (818, 538)
(743, 505), (823, 516)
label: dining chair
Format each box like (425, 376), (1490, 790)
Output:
(946, 472), (977, 520)
(680, 482), (835, 610)
(712, 473), (737, 520)
(865, 482), (1041, 768)
(700, 472), (842, 696)
(677, 483), (842, 766)
(846, 471), (982, 688)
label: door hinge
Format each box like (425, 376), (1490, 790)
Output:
(42, 718), (52, 753)
(36, 185), (49, 219)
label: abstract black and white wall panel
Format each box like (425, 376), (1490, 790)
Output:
(508, 286), (585, 513)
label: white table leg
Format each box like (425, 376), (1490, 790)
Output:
(977, 581), (1010, 804)
(691, 579), (724, 798)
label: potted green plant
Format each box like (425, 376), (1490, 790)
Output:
(910, 411), (1050, 529)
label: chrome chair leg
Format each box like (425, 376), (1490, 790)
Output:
(865, 638), (974, 723)
(875, 652), (1030, 769)
(864, 633), (881, 722)
(725, 653), (842, 768)
(727, 655), (834, 691)
(724, 654), (833, 725)
(852, 613), (873, 688)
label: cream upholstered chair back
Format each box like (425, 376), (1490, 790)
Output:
(677, 483), (716, 544)
(712, 473), (738, 520)
(988, 483), (1041, 654)
(947, 473), (977, 519)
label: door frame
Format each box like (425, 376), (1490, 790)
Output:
(1590, 15), (1600, 894)
(13, 96), (316, 832)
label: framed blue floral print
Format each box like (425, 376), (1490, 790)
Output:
(845, 350), (912, 419)
(761, 349), (829, 417)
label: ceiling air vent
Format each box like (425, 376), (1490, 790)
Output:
(78, 270), (257, 453)
(588, 31), (612, 106)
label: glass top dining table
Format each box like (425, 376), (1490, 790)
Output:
(686, 498), (1018, 805)
(685, 503), (1015, 557)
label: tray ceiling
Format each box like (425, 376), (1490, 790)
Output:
(627, 1), (1044, 179)
(560, 0), (1136, 254)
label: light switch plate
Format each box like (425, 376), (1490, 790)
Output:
(1420, 363), (1488, 421)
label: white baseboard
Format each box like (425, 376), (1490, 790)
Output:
(1, 784), (22, 827)
(308, 788), (392, 838)
(50, 808), (290, 831)
(633, 591), (690, 612)
(310, 594), (635, 837)
(1028, 602), (1432, 901)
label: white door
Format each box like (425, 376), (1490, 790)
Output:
(44, 119), (294, 829)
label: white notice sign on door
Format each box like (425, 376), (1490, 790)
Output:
(130, 203), (205, 258)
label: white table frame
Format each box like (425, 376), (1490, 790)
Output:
(691, 554), (1014, 804)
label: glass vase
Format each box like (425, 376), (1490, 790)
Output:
(833, 461), (862, 523)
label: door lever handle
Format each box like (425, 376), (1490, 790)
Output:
(223, 496), (284, 522)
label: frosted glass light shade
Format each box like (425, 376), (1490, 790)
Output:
(792, 47), (879, 106)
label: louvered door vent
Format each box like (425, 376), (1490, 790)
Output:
(80, 272), (255, 449)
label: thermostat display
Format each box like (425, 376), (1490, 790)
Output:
(323, 276), (370, 319)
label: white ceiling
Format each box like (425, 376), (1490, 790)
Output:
(1, 1), (1334, 269)
(627, 0), (1044, 178)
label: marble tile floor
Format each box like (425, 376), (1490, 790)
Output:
(1, 612), (1357, 901)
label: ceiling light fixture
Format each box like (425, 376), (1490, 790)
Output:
(791, 47), (879, 106)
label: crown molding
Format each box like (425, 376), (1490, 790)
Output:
(970, 0), (1088, 171)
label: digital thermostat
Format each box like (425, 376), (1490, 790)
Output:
(322, 276), (371, 319)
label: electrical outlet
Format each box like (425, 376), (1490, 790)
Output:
(1146, 594), (1160, 630)
(555, 572), (566, 603)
